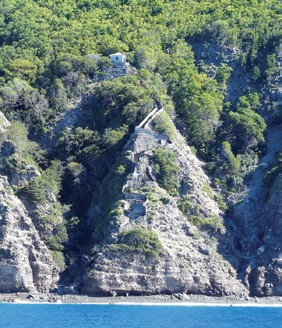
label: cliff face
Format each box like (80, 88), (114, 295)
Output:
(81, 121), (248, 296)
(0, 102), (279, 297)
(264, 174), (282, 238)
(229, 125), (282, 297)
(256, 174), (282, 296)
(0, 175), (58, 292)
(0, 112), (59, 293)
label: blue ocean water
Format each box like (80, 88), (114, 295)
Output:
(0, 304), (281, 328)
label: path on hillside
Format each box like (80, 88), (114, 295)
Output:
(121, 99), (164, 221)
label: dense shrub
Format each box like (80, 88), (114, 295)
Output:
(152, 111), (175, 139)
(23, 160), (63, 204)
(117, 228), (163, 257)
(151, 147), (179, 195)
(178, 196), (200, 217)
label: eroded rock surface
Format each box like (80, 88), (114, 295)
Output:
(0, 176), (58, 292)
(82, 122), (248, 296)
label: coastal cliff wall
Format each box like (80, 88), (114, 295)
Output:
(0, 175), (58, 292)
(81, 114), (248, 296)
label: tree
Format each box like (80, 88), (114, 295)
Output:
(226, 109), (266, 153)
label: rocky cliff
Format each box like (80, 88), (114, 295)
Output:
(0, 175), (58, 292)
(253, 173), (282, 296)
(0, 101), (279, 297)
(81, 115), (249, 296)
(0, 113), (59, 293)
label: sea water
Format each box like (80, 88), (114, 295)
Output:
(0, 304), (281, 328)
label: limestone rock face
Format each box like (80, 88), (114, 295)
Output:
(0, 111), (11, 133)
(82, 126), (248, 296)
(258, 174), (282, 296)
(264, 174), (282, 238)
(0, 176), (58, 292)
(82, 245), (247, 296)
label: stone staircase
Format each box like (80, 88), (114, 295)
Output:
(120, 99), (165, 222)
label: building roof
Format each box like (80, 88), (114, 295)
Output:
(110, 53), (124, 56)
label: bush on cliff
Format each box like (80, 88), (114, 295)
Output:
(117, 228), (163, 257)
(151, 147), (179, 195)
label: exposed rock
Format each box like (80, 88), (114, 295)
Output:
(0, 176), (58, 292)
(82, 244), (246, 297)
(0, 111), (11, 133)
(260, 174), (282, 296)
(230, 126), (282, 296)
(6, 155), (41, 188)
(82, 119), (247, 296)
(263, 173), (282, 238)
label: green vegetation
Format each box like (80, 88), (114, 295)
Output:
(221, 141), (240, 173)
(189, 216), (224, 231)
(103, 125), (128, 148)
(160, 43), (225, 150)
(23, 160), (62, 204)
(178, 196), (200, 217)
(152, 111), (175, 139)
(178, 196), (224, 231)
(98, 155), (130, 207)
(57, 127), (101, 160)
(215, 63), (233, 89)
(5, 122), (37, 157)
(224, 94), (267, 154)
(151, 148), (179, 195)
(46, 223), (68, 251)
(117, 228), (163, 257)
(0, 0), (279, 274)
(0, 1), (277, 131)
(51, 250), (66, 272)
(89, 74), (154, 129)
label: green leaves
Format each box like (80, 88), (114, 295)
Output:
(151, 147), (179, 195)
(57, 127), (101, 159)
(117, 228), (163, 257)
(102, 125), (128, 147)
(226, 94), (266, 153)
(92, 75), (154, 128)
(163, 48), (224, 149)
(23, 160), (63, 204)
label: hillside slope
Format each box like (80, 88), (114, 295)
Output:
(81, 112), (248, 296)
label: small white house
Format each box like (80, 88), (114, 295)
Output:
(109, 53), (126, 67)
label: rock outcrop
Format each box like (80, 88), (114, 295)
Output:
(230, 126), (282, 296)
(0, 111), (11, 133)
(253, 173), (282, 296)
(0, 176), (58, 293)
(82, 116), (248, 296)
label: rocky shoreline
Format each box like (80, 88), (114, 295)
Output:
(0, 293), (281, 305)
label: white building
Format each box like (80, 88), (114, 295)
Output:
(109, 53), (127, 68)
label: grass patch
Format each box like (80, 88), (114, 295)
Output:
(178, 196), (224, 231)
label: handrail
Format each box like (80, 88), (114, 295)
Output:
(136, 98), (163, 130)
(136, 107), (159, 129)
